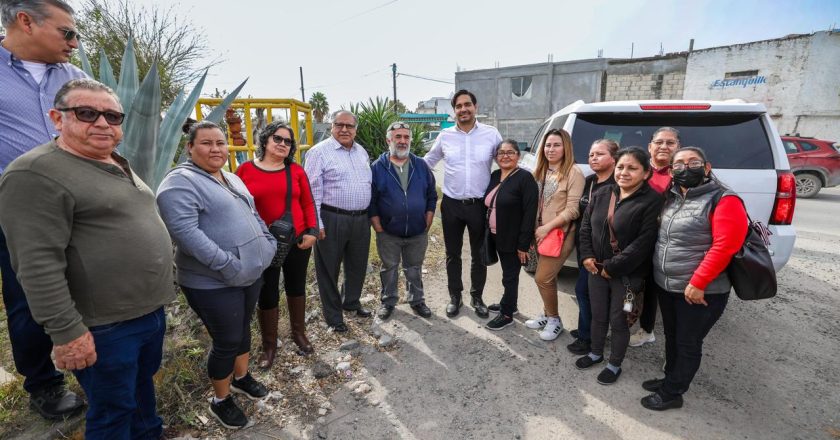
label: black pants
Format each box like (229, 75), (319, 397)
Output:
(441, 195), (487, 301)
(258, 244), (312, 309)
(589, 274), (635, 367)
(497, 247), (522, 317)
(659, 289), (729, 398)
(639, 271), (662, 333)
(181, 281), (261, 380)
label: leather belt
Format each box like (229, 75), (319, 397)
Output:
(445, 195), (483, 205)
(321, 204), (367, 216)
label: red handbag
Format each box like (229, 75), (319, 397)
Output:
(537, 228), (564, 257)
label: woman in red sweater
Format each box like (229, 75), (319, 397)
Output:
(642, 147), (748, 410)
(236, 121), (318, 366)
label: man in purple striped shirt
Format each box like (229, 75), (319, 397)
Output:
(304, 110), (373, 332)
(0, 0), (87, 420)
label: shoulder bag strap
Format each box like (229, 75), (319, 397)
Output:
(281, 164), (294, 221)
(607, 190), (620, 255)
(487, 168), (519, 221)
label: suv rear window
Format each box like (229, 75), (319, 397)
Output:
(570, 113), (775, 169)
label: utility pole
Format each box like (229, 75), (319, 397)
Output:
(392, 63), (397, 113)
(299, 66), (305, 102)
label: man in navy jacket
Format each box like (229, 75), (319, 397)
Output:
(369, 122), (437, 320)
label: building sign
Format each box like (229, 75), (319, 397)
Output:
(711, 76), (767, 89)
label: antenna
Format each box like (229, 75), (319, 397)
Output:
(659, 42), (664, 56)
(597, 49), (603, 58)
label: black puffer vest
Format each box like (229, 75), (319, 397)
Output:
(653, 180), (734, 294)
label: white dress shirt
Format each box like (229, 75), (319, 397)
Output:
(424, 121), (502, 199)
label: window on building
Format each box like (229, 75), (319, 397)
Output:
(511, 76), (532, 98)
(724, 70), (759, 79)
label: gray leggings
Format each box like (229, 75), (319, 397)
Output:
(588, 274), (636, 366)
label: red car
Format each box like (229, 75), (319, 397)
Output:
(782, 135), (840, 198)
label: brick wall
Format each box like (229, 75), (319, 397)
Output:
(604, 72), (685, 101)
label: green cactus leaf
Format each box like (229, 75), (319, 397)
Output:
(76, 42), (94, 77)
(116, 39), (139, 114)
(98, 49), (117, 90)
(120, 62), (161, 186)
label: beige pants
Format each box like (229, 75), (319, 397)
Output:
(534, 225), (577, 317)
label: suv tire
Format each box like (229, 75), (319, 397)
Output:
(795, 173), (822, 198)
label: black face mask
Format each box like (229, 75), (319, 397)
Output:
(672, 167), (706, 189)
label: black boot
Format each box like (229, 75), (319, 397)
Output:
(470, 296), (489, 318)
(445, 294), (462, 317)
(29, 383), (85, 420)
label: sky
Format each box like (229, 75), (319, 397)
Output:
(89, 0), (840, 114)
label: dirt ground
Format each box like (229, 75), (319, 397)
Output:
(261, 193), (840, 440)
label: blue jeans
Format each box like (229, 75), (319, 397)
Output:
(74, 307), (166, 440)
(0, 226), (64, 394)
(574, 265), (593, 341)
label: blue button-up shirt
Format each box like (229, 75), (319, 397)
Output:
(0, 36), (88, 173)
(303, 136), (372, 227)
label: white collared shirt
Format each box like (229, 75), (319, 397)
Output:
(424, 121), (502, 199)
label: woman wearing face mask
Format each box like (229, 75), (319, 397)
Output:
(567, 139), (618, 355)
(577, 147), (664, 385)
(640, 147), (747, 411)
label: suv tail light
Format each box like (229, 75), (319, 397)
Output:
(770, 171), (796, 225)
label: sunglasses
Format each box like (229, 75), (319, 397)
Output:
(57, 27), (81, 41)
(388, 122), (410, 130)
(56, 106), (125, 125)
(271, 134), (293, 146)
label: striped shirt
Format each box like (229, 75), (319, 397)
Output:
(0, 37), (88, 173)
(303, 136), (372, 227)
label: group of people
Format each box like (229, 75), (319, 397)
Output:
(0, 0), (750, 437)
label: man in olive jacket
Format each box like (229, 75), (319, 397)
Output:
(0, 79), (174, 439)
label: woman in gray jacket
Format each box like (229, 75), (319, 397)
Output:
(157, 121), (276, 429)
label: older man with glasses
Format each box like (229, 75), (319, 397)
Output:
(0, 0), (88, 420)
(369, 122), (437, 320)
(304, 110), (374, 332)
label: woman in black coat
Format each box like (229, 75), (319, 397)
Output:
(483, 139), (538, 331)
(576, 147), (664, 385)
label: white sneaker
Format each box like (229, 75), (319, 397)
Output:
(629, 328), (656, 347)
(525, 315), (548, 329)
(539, 320), (563, 341)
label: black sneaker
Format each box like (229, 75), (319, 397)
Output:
(570, 329), (580, 339)
(29, 383), (85, 420)
(210, 395), (248, 428)
(566, 338), (591, 356)
(574, 355), (603, 370)
(642, 377), (665, 392)
(486, 314), (514, 331)
(488, 303), (518, 315)
(230, 373), (269, 400)
(597, 367), (622, 385)
(377, 304), (394, 320)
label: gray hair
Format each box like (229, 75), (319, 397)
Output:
(650, 126), (681, 143)
(386, 121), (411, 142)
(54, 78), (121, 109)
(331, 110), (357, 124)
(1, 0), (74, 28)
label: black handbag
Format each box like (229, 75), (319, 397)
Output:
(268, 165), (297, 268)
(724, 198), (777, 300)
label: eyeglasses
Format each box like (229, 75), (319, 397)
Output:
(388, 122), (410, 130)
(57, 27), (81, 41)
(333, 122), (356, 130)
(652, 140), (679, 147)
(672, 160), (705, 171)
(271, 134), (293, 146)
(56, 106), (125, 125)
(496, 150), (518, 157)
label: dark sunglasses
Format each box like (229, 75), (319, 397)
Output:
(57, 27), (81, 41)
(271, 134), (293, 146)
(56, 106), (125, 125)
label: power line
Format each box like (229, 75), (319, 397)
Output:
(397, 72), (454, 84)
(308, 66), (392, 90)
(333, 0), (398, 25)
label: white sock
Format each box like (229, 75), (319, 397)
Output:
(213, 396), (228, 404)
(547, 316), (561, 326)
(234, 372), (247, 381)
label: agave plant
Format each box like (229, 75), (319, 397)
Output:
(76, 39), (246, 189)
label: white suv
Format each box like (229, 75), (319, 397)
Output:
(520, 100), (796, 271)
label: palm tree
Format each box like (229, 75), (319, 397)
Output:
(309, 92), (329, 123)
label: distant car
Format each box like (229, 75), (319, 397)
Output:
(782, 135), (840, 198)
(421, 130), (440, 151)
